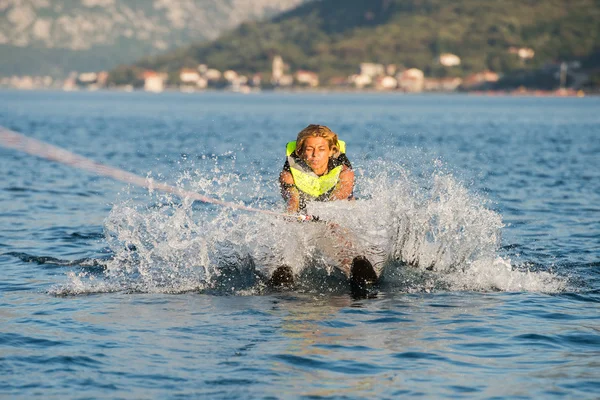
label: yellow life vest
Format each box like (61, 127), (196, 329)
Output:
(286, 140), (346, 198)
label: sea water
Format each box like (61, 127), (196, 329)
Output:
(0, 91), (598, 399)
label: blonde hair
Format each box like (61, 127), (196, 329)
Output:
(295, 124), (340, 157)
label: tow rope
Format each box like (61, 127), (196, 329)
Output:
(0, 126), (286, 217)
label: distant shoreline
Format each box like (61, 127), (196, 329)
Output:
(0, 87), (595, 97)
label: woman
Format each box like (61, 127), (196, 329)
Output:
(270, 125), (377, 292)
(279, 124), (354, 215)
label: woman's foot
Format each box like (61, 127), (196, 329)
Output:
(350, 256), (377, 289)
(268, 265), (294, 288)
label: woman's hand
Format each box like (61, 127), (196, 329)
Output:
(280, 170), (300, 213)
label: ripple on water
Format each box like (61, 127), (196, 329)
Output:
(556, 332), (600, 349)
(8, 354), (104, 368)
(314, 343), (374, 352)
(513, 333), (562, 349)
(274, 354), (385, 375)
(392, 351), (448, 362)
(0, 332), (66, 348)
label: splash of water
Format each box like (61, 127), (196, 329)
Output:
(53, 159), (567, 295)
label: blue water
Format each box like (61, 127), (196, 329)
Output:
(1, 91), (599, 399)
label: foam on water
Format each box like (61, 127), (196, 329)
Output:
(52, 159), (567, 296)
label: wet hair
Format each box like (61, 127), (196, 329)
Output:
(295, 124), (340, 157)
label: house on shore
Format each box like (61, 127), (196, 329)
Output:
(423, 77), (463, 92)
(462, 70), (499, 90)
(349, 73), (372, 89)
(143, 71), (166, 93)
(375, 75), (398, 90)
(360, 63), (385, 78)
(509, 47), (535, 60)
(295, 70), (319, 87)
(439, 53), (461, 67)
(397, 68), (424, 92)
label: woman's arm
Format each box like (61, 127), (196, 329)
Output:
(279, 170), (300, 213)
(329, 165), (354, 201)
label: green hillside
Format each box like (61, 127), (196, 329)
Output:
(112, 0), (600, 87)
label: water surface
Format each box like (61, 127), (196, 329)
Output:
(1, 91), (599, 398)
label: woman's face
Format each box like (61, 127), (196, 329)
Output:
(301, 136), (334, 175)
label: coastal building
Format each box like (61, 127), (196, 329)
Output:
(509, 47), (535, 59)
(227, 73), (250, 92)
(375, 76), (398, 90)
(439, 53), (461, 67)
(519, 48), (535, 59)
(196, 77), (208, 89)
(223, 70), (238, 82)
(234, 84), (252, 94)
(423, 77), (463, 92)
(278, 74), (294, 87)
(75, 71), (107, 89)
(0, 75), (57, 90)
(12, 75), (34, 90)
(63, 72), (79, 91)
(251, 73), (262, 87)
(463, 70), (499, 89)
(97, 71), (108, 87)
(272, 55), (285, 84)
(179, 68), (206, 91)
(205, 69), (222, 81)
(349, 73), (372, 89)
(360, 63), (385, 78)
(328, 76), (349, 87)
(142, 71), (166, 93)
(397, 68), (424, 92)
(295, 70), (319, 87)
(386, 64), (397, 76)
(63, 78), (77, 91)
(180, 68), (200, 83)
(78, 72), (98, 84)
